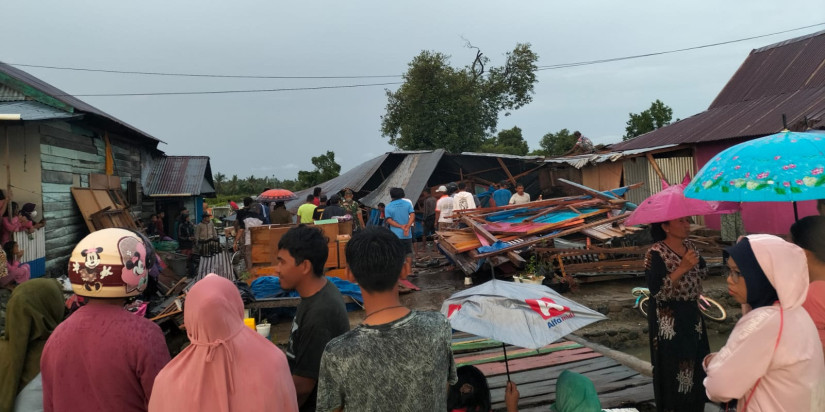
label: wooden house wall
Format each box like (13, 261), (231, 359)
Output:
(39, 121), (151, 274)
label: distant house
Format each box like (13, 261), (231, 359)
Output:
(0, 62), (213, 275)
(610, 30), (825, 234)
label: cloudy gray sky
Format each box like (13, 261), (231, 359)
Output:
(2, 1), (824, 179)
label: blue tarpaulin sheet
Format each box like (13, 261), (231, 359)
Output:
(251, 276), (363, 304)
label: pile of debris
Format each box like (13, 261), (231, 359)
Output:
(436, 180), (644, 283)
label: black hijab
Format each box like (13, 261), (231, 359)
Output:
(725, 237), (778, 309)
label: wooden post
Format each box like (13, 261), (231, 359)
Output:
(497, 157), (517, 187)
(646, 153), (667, 184)
(5, 126), (10, 218)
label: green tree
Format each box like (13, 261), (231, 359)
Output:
(297, 151), (341, 189)
(478, 126), (530, 155)
(381, 44), (539, 153)
(213, 172), (226, 194)
(532, 128), (578, 156)
(623, 99), (673, 141)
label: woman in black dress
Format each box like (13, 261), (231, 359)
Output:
(644, 216), (710, 412)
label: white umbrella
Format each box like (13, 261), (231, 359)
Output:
(442, 280), (607, 380)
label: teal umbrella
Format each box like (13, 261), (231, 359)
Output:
(684, 130), (825, 219)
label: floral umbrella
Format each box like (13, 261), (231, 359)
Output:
(258, 188), (297, 203)
(685, 131), (825, 202)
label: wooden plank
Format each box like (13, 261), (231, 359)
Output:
(646, 153), (666, 183)
(474, 213), (631, 258)
(474, 347), (601, 376)
(497, 157), (518, 187)
(456, 343), (583, 367)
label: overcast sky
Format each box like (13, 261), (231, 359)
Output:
(2, 1), (824, 179)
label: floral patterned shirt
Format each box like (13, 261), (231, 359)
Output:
(644, 240), (707, 302)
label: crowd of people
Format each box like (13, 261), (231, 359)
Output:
(0, 190), (46, 290)
(9, 179), (825, 410)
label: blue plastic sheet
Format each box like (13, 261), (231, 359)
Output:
(250, 276), (363, 304)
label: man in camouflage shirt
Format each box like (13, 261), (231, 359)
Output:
(316, 226), (457, 411)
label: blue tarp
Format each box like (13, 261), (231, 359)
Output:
(250, 276), (364, 304)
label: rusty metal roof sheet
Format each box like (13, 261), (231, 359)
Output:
(144, 156), (214, 197)
(613, 30), (825, 151)
(0, 61), (162, 144)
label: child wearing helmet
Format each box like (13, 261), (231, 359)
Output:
(40, 228), (171, 412)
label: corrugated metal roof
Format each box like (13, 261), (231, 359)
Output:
(543, 144), (679, 168)
(459, 152), (545, 161)
(613, 30), (825, 151)
(144, 156), (214, 196)
(285, 153), (391, 211)
(359, 149), (446, 208)
(0, 101), (79, 121)
(0, 61), (162, 144)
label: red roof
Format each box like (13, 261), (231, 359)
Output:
(612, 30), (825, 150)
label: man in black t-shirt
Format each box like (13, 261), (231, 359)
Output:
(277, 225), (350, 412)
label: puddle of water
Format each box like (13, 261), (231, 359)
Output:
(621, 331), (730, 362)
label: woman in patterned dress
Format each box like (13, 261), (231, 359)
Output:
(644, 216), (710, 411)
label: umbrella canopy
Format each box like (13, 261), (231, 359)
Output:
(685, 130), (825, 202)
(258, 188), (297, 203)
(441, 280), (606, 350)
(625, 174), (739, 226)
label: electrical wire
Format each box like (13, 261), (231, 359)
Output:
(7, 22), (823, 97)
(536, 22), (825, 70)
(8, 22), (823, 80)
(56, 82), (404, 97)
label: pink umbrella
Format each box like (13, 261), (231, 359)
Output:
(625, 174), (739, 226)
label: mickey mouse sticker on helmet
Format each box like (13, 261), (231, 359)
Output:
(68, 228), (151, 298)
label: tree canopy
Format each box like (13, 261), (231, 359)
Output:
(381, 44), (539, 153)
(532, 128), (578, 156)
(478, 126), (530, 156)
(209, 151), (341, 204)
(623, 99), (673, 141)
(297, 151), (341, 189)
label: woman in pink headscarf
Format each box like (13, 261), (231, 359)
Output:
(704, 235), (825, 411)
(149, 274), (298, 412)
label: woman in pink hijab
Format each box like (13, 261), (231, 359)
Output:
(149, 274), (298, 412)
(704, 235), (825, 411)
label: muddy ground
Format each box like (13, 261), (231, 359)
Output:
(268, 250), (740, 358)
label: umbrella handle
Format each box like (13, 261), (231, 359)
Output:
(502, 342), (511, 382)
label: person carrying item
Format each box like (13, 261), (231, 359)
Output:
(148, 274), (299, 412)
(41, 228), (171, 412)
(316, 226), (457, 411)
(234, 197), (264, 271)
(644, 217), (710, 412)
(704, 235), (825, 411)
(0, 278), (64, 412)
(447, 365), (520, 412)
(276, 225), (350, 412)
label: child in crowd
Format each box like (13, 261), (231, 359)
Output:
(0, 241), (30, 288)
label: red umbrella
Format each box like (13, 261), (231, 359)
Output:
(258, 188), (297, 202)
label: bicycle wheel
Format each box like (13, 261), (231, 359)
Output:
(699, 297), (727, 321)
(638, 296), (650, 317)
